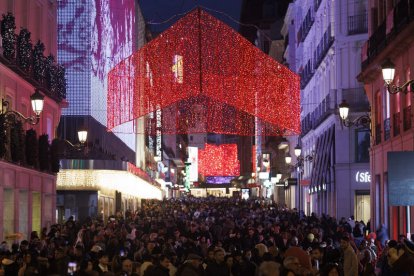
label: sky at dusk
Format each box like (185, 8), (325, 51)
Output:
(139, 0), (243, 33)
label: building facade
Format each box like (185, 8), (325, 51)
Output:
(56, 160), (163, 222)
(283, 0), (371, 221)
(56, 1), (160, 218)
(57, 0), (139, 154)
(358, 0), (414, 238)
(0, 0), (64, 240)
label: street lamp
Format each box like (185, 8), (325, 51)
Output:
(338, 100), (371, 128)
(381, 59), (414, 94)
(1, 89), (45, 125)
(64, 129), (88, 150)
(285, 154), (292, 164)
(285, 145), (315, 213)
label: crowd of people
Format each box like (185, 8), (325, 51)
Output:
(0, 197), (413, 276)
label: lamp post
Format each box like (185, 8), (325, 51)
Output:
(338, 100), (371, 129)
(381, 59), (414, 94)
(1, 89), (44, 125)
(63, 129), (88, 151)
(285, 145), (314, 213)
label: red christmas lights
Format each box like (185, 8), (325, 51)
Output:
(198, 143), (240, 176)
(107, 8), (300, 136)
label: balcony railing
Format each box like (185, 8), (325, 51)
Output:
(403, 105), (412, 131)
(394, 0), (414, 31)
(384, 118), (391, 141)
(0, 13), (66, 102)
(364, 0), (414, 68)
(300, 59), (315, 89)
(301, 90), (337, 136)
(314, 25), (334, 71)
(368, 20), (386, 58)
(393, 112), (401, 136)
(375, 124), (382, 145)
(348, 13), (368, 35)
(299, 9), (315, 43)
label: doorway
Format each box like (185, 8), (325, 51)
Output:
(355, 190), (370, 223)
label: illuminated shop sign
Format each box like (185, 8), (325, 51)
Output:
(355, 171), (371, 183)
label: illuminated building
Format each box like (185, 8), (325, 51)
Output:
(56, 1), (159, 220)
(57, 0), (140, 159)
(283, 0), (371, 220)
(357, 0), (414, 237)
(57, 160), (162, 222)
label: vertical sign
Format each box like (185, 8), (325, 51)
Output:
(156, 107), (162, 158)
(188, 147), (198, 181)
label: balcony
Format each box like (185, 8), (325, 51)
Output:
(384, 118), (391, 141)
(393, 112), (401, 136)
(375, 124), (381, 145)
(367, 20), (386, 58)
(363, 0), (414, 69)
(341, 87), (370, 112)
(300, 59), (314, 89)
(313, 25), (334, 71)
(403, 105), (412, 131)
(0, 13), (66, 102)
(393, 0), (414, 32)
(348, 13), (368, 35)
(301, 90), (337, 136)
(299, 9), (315, 43)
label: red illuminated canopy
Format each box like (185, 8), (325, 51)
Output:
(107, 8), (300, 136)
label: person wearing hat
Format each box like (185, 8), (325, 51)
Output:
(176, 253), (205, 276)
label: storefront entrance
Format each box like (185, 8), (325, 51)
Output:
(355, 190), (370, 223)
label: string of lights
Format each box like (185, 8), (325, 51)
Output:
(198, 143), (240, 176)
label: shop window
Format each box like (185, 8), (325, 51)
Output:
(32, 192), (41, 236)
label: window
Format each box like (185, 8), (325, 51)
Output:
(384, 87), (391, 119)
(355, 129), (370, 162)
(375, 91), (381, 122)
(406, 68), (412, 98)
(47, 117), (53, 140)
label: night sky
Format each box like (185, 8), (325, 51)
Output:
(139, 0), (243, 34)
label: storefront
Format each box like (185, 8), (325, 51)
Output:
(0, 161), (55, 241)
(57, 160), (162, 222)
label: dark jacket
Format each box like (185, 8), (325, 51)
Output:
(176, 262), (205, 276)
(144, 265), (170, 276)
(205, 261), (230, 276)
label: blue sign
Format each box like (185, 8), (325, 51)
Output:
(388, 152), (414, 206)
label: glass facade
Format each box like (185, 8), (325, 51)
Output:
(58, 0), (136, 149)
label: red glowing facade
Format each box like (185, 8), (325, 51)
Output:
(198, 144), (240, 176)
(107, 8), (300, 136)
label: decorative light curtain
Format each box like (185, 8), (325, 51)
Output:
(107, 8), (300, 136)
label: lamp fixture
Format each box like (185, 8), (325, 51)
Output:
(64, 129), (88, 151)
(338, 100), (371, 129)
(381, 59), (414, 94)
(285, 155), (292, 164)
(294, 144), (301, 157)
(1, 89), (44, 125)
(285, 147), (314, 168)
